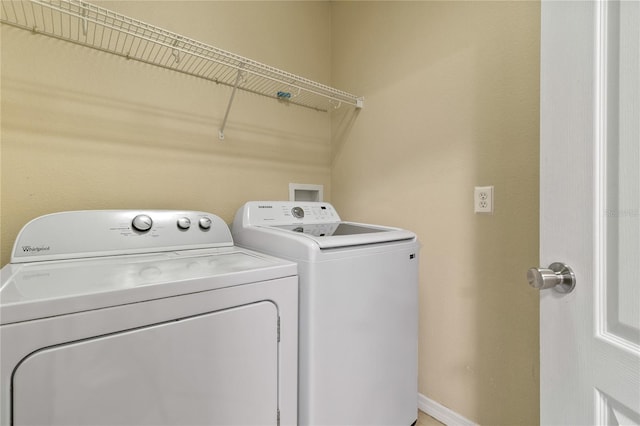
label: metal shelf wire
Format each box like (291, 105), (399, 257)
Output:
(1, 0), (363, 139)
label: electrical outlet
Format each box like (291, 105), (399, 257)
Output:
(474, 186), (494, 214)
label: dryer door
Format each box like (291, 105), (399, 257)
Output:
(12, 302), (279, 426)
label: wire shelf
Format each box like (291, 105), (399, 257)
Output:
(1, 0), (363, 138)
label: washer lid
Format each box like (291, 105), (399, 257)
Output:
(264, 222), (415, 249)
(0, 247), (296, 325)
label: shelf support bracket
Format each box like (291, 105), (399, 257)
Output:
(171, 38), (181, 64)
(219, 64), (245, 140)
(81, 5), (88, 36)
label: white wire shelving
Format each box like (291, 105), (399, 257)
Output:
(0, 0), (364, 139)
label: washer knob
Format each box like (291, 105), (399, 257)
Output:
(132, 214), (153, 232)
(177, 217), (191, 230)
(291, 207), (304, 219)
(199, 216), (212, 230)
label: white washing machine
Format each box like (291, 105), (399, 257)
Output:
(0, 210), (298, 426)
(232, 201), (419, 426)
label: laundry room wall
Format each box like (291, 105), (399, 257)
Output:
(331, 2), (540, 425)
(2, 1), (541, 423)
(0, 1), (333, 266)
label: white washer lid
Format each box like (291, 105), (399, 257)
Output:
(263, 222), (415, 249)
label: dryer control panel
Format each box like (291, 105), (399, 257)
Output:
(243, 201), (341, 226)
(11, 210), (233, 263)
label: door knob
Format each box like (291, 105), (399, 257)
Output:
(527, 262), (576, 293)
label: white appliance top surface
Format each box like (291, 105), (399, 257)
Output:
(235, 201), (416, 249)
(0, 210), (296, 324)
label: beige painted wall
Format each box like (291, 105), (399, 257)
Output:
(0, 1), (332, 266)
(331, 2), (540, 425)
(2, 1), (541, 425)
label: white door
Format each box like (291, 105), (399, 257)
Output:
(538, 0), (640, 424)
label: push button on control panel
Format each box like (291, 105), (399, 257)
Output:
(199, 216), (213, 230)
(177, 217), (191, 230)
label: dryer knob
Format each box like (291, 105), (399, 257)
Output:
(132, 214), (153, 232)
(177, 217), (191, 230)
(199, 216), (213, 230)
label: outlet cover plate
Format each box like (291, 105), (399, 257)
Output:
(474, 185), (494, 214)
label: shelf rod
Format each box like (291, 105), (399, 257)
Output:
(219, 65), (245, 140)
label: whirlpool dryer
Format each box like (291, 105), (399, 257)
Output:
(232, 201), (420, 426)
(0, 210), (297, 426)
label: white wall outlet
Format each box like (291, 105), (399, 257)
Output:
(474, 185), (494, 214)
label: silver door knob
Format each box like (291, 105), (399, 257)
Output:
(527, 262), (576, 293)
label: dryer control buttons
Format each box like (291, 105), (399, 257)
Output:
(132, 214), (153, 232)
(291, 207), (305, 219)
(199, 216), (213, 230)
(177, 217), (191, 230)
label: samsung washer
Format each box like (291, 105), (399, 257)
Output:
(232, 201), (419, 426)
(0, 210), (297, 426)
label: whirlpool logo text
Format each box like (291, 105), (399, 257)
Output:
(22, 245), (51, 253)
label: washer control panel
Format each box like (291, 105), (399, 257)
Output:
(11, 210), (233, 263)
(241, 201), (341, 226)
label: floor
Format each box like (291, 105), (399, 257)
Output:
(417, 410), (445, 426)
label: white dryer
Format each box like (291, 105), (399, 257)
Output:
(232, 201), (419, 426)
(0, 210), (297, 426)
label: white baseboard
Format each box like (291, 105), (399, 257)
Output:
(418, 393), (478, 426)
